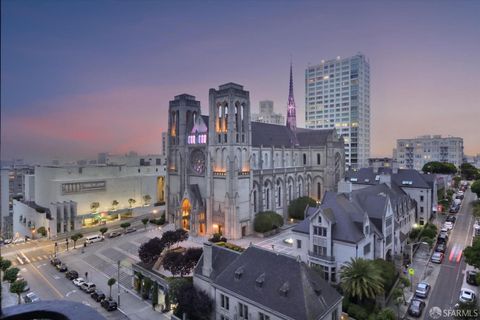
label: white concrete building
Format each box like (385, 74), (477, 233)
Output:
(12, 162), (166, 238)
(305, 54), (371, 169)
(395, 135), (464, 170)
(251, 100), (285, 125)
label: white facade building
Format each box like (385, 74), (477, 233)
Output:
(395, 135), (464, 170)
(251, 100), (285, 125)
(305, 54), (370, 169)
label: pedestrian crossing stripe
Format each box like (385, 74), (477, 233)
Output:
(31, 257), (37, 262)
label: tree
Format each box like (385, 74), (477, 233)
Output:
(161, 229), (189, 249)
(253, 211), (284, 233)
(167, 277), (192, 304)
(460, 163), (480, 181)
(340, 258), (384, 302)
(37, 226), (47, 237)
(90, 202), (100, 212)
(453, 176), (462, 189)
(112, 200), (119, 210)
(128, 198), (136, 208)
(377, 308), (396, 320)
(138, 237), (165, 264)
(372, 259), (398, 294)
(151, 281), (159, 308)
(70, 233), (83, 249)
(464, 237), (480, 269)
(99, 227), (108, 237)
(288, 196), (317, 220)
(454, 301), (480, 320)
(472, 180), (480, 198)
(3, 267), (19, 283)
(143, 195), (152, 205)
(120, 222), (131, 233)
(10, 280), (27, 304)
(422, 161), (457, 174)
(0, 257), (12, 313)
(162, 251), (183, 276)
(107, 277), (116, 299)
(174, 283), (212, 320)
(142, 218), (149, 231)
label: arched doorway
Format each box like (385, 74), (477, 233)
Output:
(181, 199), (191, 230)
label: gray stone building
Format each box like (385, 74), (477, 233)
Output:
(166, 80), (345, 240)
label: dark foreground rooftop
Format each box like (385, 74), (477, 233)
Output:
(1, 300), (106, 320)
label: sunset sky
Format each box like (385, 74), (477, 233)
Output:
(2, 0), (479, 162)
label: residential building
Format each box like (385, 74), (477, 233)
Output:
(194, 243), (343, 320)
(167, 74), (345, 239)
(251, 100), (285, 125)
(394, 135), (464, 170)
(368, 157), (393, 170)
(345, 167), (437, 225)
(12, 160), (166, 238)
(305, 54), (370, 169)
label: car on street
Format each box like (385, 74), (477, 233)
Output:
(408, 298), (425, 317)
(91, 290), (106, 302)
(101, 299), (118, 311)
(443, 221), (454, 230)
(3, 238), (12, 244)
(446, 215), (457, 223)
(56, 263), (68, 272)
(439, 228), (449, 236)
(85, 234), (104, 244)
(12, 238), (26, 244)
(459, 288), (476, 303)
(450, 205), (460, 213)
(431, 252), (444, 264)
(23, 292), (40, 303)
(108, 231), (122, 238)
(65, 270), (79, 280)
(50, 257), (61, 266)
(80, 282), (97, 293)
(125, 227), (136, 234)
(73, 277), (86, 287)
(415, 281), (431, 299)
(466, 270), (478, 286)
(437, 233), (449, 244)
(435, 243), (446, 253)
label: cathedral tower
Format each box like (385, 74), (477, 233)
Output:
(286, 63), (299, 145)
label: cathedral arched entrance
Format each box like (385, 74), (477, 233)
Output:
(181, 199), (191, 230)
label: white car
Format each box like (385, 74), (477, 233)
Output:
(459, 288), (476, 303)
(73, 277), (85, 287)
(12, 238), (26, 244)
(23, 292), (40, 303)
(443, 221), (454, 230)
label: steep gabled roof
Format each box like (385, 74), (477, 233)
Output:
(194, 245), (240, 281)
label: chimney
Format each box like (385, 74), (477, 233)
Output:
(202, 242), (213, 278)
(338, 180), (353, 194)
(379, 173), (391, 188)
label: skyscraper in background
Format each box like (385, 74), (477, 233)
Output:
(305, 54), (370, 169)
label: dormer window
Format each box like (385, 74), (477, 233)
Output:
(279, 281), (290, 296)
(235, 266), (244, 279)
(255, 273), (265, 287)
(364, 225), (369, 235)
(318, 216), (322, 224)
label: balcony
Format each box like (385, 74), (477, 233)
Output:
(308, 250), (336, 263)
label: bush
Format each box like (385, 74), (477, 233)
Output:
(253, 211), (284, 233)
(372, 259), (398, 295)
(208, 233), (227, 243)
(421, 224), (437, 240)
(409, 227), (422, 240)
(347, 303), (369, 320)
(288, 196), (316, 220)
(37, 226), (47, 237)
(216, 242), (245, 252)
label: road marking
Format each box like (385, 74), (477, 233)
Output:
(66, 290), (77, 297)
(20, 251), (31, 264)
(16, 256), (24, 265)
(31, 257), (37, 262)
(53, 275), (61, 280)
(29, 260), (63, 298)
(82, 301), (91, 306)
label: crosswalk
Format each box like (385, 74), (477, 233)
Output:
(11, 254), (50, 266)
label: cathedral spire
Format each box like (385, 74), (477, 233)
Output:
(286, 61), (298, 145)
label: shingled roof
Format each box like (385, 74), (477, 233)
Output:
(346, 167), (432, 189)
(212, 245), (342, 320)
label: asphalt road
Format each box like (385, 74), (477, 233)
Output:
(424, 188), (477, 319)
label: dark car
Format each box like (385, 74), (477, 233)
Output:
(50, 257), (61, 266)
(438, 233), (449, 244)
(65, 270), (79, 280)
(101, 298), (118, 311)
(125, 227), (136, 234)
(108, 231), (121, 238)
(450, 205), (460, 213)
(91, 290), (106, 302)
(56, 263), (68, 272)
(435, 243), (446, 253)
(408, 298), (426, 317)
(467, 270), (479, 286)
(446, 215), (457, 223)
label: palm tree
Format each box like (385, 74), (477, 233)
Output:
(340, 258), (384, 302)
(112, 200), (119, 210)
(10, 280), (27, 304)
(108, 278), (116, 299)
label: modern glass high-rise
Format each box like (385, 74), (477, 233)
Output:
(305, 54), (370, 169)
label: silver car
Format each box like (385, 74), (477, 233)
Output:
(431, 252), (444, 264)
(415, 281), (430, 298)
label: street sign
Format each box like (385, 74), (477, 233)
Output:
(408, 268), (415, 276)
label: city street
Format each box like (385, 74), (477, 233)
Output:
(423, 188), (478, 319)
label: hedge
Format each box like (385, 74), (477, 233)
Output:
(288, 196), (316, 220)
(254, 211), (284, 233)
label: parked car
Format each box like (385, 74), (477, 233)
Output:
(65, 270), (79, 280)
(450, 205), (460, 213)
(435, 243), (447, 253)
(466, 270), (478, 286)
(23, 292), (40, 303)
(443, 221), (454, 231)
(101, 299), (118, 311)
(12, 238), (26, 244)
(459, 288), (476, 303)
(108, 231), (122, 238)
(73, 277), (86, 287)
(50, 257), (61, 266)
(446, 215), (457, 223)
(437, 233), (449, 244)
(408, 298), (426, 317)
(431, 252), (444, 264)
(440, 228), (449, 236)
(22, 283), (30, 292)
(85, 234), (104, 244)
(125, 227), (136, 234)
(56, 263), (68, 272)
(80, 282), (96, 293)
(3, 238), (12, 244)
(415, 281), (431, 299)
(91, 290), (106, 302)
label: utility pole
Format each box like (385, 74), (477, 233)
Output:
(117, 260), (121, 306)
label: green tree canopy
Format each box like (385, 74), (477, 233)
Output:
(460, 163), (480, 181)
(70, 233), (83, 248)
(10, 280), (27, 304)
(120, 222), (131, 231)
(142, 218), (149, 230)
(340, 258), (384, 302)
(288, 196), (317, 220)
(99, 227), (108, 236)
(253, 211), (284, 233)
(107, 278), (116, 298)
(0, 257), (12, 272)
(422, 161), (457, 174)
(464, 237), (480, 270)
(472, 180), (480, 198)
(3, 267), (19, 283)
